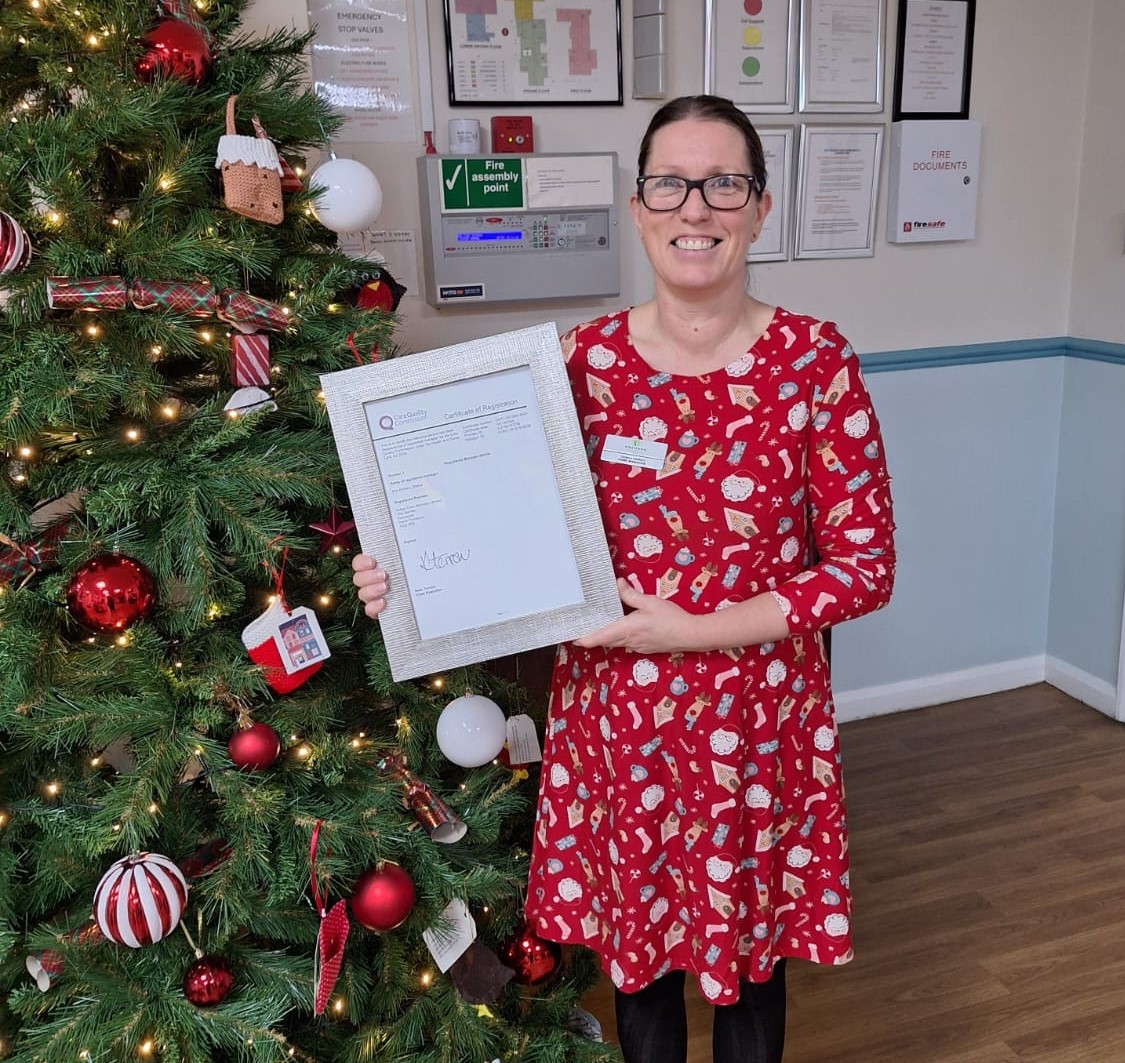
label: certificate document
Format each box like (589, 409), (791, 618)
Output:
(363, 365), (583, 640)
(321, 323), (622, 681)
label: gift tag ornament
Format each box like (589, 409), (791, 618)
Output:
(436, 693), (507, 768)
(93, 852), (188, 947)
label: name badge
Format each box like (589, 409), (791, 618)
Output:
(602, 434), (668, 470)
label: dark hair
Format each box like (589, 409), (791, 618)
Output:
(637, 95), (767, 193)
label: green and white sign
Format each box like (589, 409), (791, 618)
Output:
(440, 158), (525, 211)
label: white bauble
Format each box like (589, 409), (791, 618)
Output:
(436, 693), (507, 767)
(308, 157), (383, 232)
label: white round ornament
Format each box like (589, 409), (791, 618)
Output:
(436, 692), (507, 767)
(93, 851), (188, 947)
(308, 156), (383, 233)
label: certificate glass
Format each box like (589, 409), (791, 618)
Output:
(320, 323), (623, 681)
(892, 0), (976, 120)
(705, 0), (798, 114)
(799, 0), (886, 112)
(748, 126), (794, 263)
(794, 124), (883, 259)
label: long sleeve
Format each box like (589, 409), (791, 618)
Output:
(769, 323), (896, 633)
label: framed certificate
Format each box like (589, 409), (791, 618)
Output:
(799, 0), (886, 112)
(442, 0), (623, 106)
(705, 0), (798, 114)
(748, 126), (795, 263)
(892, 0), (976, 120)
(794, 124), (883, 259)
(320, 323), (623, 681)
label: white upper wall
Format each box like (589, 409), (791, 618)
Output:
(1069, 0), (1125, 342)
(243, 0), (1097, 356)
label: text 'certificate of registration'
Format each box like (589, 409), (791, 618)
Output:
(320, 322), (622, 681)
(363, 366), (582, 639)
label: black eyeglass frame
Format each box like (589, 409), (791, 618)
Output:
(635, 173), (765, 212)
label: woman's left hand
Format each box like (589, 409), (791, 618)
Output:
(573, 578), (697, 654)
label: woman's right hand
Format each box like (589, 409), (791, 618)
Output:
(351, 554), (388, 619)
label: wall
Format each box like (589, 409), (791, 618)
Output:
(1069, 0), (1125, 342)
(242, 0), (1094, 357)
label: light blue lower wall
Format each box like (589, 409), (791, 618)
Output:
(825, 339), (1124, 716)
(1047, 357), (1125, 686)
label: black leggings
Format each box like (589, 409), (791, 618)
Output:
(614, 961), (787, 1063)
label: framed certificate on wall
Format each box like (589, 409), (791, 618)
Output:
(799, 0), (886, 112)
(705, 0), (798, 114)
(892, 0), (976, 120)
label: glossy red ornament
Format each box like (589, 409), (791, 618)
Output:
(0, 210), (32, 274)
(350, 864), (415, 932)
(93, 852), (188, 948)
(183, 954), (234, 1006)
(499, 923), (561, 985)
(66, 553), (157, 633)
(227, 721), (281, 771)
(135, 17), (212, 85)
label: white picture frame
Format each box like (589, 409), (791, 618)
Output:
(320, 323), (623, 681)
(748, 125), (795, 263)
(799, 0), (886, 113)
(794, 123), (883, 259)
(705, 0), (799, 114)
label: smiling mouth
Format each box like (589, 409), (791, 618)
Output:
(672, 237), (718, 250)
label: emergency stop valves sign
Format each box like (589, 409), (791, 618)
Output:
(440, 158), (526, 211)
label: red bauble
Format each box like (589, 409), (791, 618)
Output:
(66, 553), (157, 633)
(499, 923), (561, 985)
(0, 210), (32, 275)
(227, 722), (281, 771)
(135, 17), (212, 85)
(350, 864), (415, 932)
(183, 954), (235, 1006)
(93, 852), (188, 948)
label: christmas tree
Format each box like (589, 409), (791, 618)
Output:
(0, 2), (614, 1060)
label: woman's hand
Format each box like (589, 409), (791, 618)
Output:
(351, 554), (388, 619)
(573, 579), (698, 654)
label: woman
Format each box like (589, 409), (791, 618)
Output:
(354, 95), (895, 1063)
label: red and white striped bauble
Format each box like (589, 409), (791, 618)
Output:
(93, 852), (188, 948)
(0, 210), (32, 275)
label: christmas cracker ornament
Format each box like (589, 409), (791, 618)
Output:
(218, 288), (289, 333)
(379, 756), (467, 844)
(129, 279), (218, 317)
(46, 275), (128, 310)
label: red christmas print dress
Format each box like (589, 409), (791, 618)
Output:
(526, 307), (895, 1003)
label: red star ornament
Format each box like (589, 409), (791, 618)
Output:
(309, 507), (356, 555)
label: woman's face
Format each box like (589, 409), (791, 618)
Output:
(630, 117), (771, 298)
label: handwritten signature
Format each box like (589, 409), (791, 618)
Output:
(419, 547), (472, 572)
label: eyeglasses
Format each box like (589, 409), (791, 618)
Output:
(636, 173), (761, 211)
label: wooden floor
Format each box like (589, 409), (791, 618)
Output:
(581, 684), (1125, 1062)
